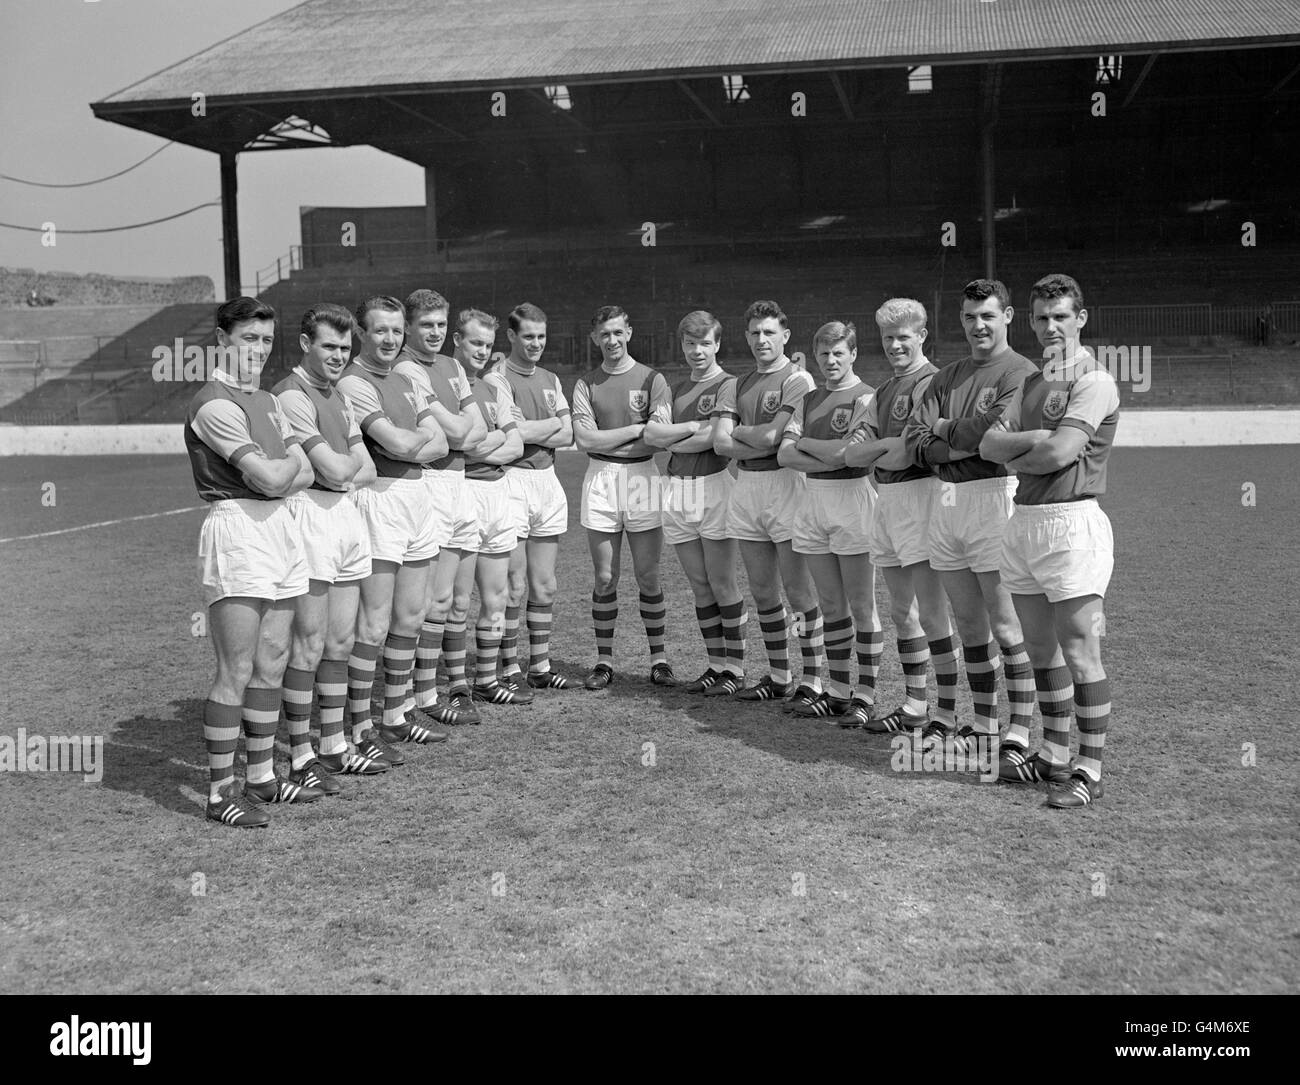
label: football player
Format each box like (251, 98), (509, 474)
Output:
(489, 303), (573, 691)
(979, 274), (1118, 808)
(903, 280), (1038, 757)
(711, 300), (826, 712)
(273, 303), (386, 787)
(778, 321), (879, 724)
(845, 299), (959, 736)
(185, 296), (318, 827)
(571, 305), (677, 690)
(645, 311), (747, 695)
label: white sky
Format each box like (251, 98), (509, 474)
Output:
(0, 0), (424, 297)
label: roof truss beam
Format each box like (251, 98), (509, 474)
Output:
(676, 80), (722, 127)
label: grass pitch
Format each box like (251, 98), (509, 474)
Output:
(0, 447), (1296, 993)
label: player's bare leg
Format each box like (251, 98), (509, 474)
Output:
(241, 598), (317, 804)
(444, 550), (481, 718)
(350, 562), (406, 762)
(1047, 594), (1109, 806)
(501, 539), (529, 685)
(974, 569), (1035, 753)
(205, 597), (262, 804)
(377, 559), (438, 747)
(523, 536), (567, 688)
(776, 540), (826, 709)
(801, 552), (851, 718)
(701, 537), (745, 692)
(472, 549), (534, 705)
(869, 562), (950, 733)
(627, 525), (675, 685)
(279, 581), (342, 793)
(736, 539), (793, 700)
(675, 537), (725, 690)
(584, 528), (622, 688)
(1002, 591), (1073, 785)
(411, 546), (468, 724)
(936, 567), (998, 746)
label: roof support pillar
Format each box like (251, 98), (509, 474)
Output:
(219, 150), (241, 300)
(424, 166), (439, 258)
(980, 64), (1002, 282)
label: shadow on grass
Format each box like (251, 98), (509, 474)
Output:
(102, 696), (213, 817)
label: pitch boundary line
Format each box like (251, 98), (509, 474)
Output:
(0, 504), (205, 544)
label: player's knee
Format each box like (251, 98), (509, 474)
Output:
(326, 630), (356, 661)
(592, 570), (618, 596)
(215, 656), (254, 694)
(290, 630), (324, 669)
(529, 574), (557, 605)
(1060, 639), (1104, 683)
(851, 599), (880, 631)
(889, 597), (917, 631)
(252, 645), (290, 688)
(507, 571), (527, 604)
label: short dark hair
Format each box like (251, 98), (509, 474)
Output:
(678, 310), (722, 342)
(509, 302), (548, 332)
(1029, 273), (1085, 313)
(404, 289), (450, 324)
(814, 320), (857, 352)
(355, 295), (404, 331)
(591, 304), (630, 329)
(961, 279), (1011, 310)
(457, 308), (499, 335)
(216, 296), (275, 334)
(744, 300), (788, 329)
(300, 302), (354, 343)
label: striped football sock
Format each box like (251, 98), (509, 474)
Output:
(640, 591), (667, 665)
(758, 605), (791, 686)
(414, 619), (444, 709)
(202, 699), (242, 802)
(242, 685), (281, 786)
(442, 619), (468, 693)
(964, 640), (999, 737)
(346, 640), (381, 743)
(695, 602), (725, 672)
(1035, 665), (1075, 768)
(897, 635), (930, 715)
(719, 600), (747, 677)
(475, 622), (503, 687)
(1074, 677), (1110, 783)
(999, 640), (1035, 747)
(798, 606), (825, 692)
(500, 604), (522, 676)
(592, 591), (617, 661)
(281, 665), (316, 770)
(314, 657), (348, 757)
(927, 634), (959, 727)
(526, 600), (555, 674)
(823, 615), (854, 701)
(854, 625), (883, 706)
(381, 632), (418, 727)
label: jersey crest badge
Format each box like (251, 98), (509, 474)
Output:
(761, 390), (781, 414)
(829, 405), (852, 434)
(628, 390), (648, 413)
(487, 402), (499, 424)
(450, 378), (464, 401)
(976, 388), (998, 412)
(403, 391), (422, 417)
(543, 388), (558, 412)
(890, 394), (911, 423)
(696, 393), (716, 416)
(1042, 389), (1068, 422)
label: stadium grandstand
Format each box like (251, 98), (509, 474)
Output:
(4, 0), (1300, 423)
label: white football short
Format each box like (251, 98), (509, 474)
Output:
(199, 498), (308, 605)
(1000, 499), (1114, 602)
(662, 469), (733, 545)
(869, 477), (938, 568)
(928, 475), (1017, 574)
(352, 475), (439, 565)
(580, 458), (662, 534)
(285, 488), (372, 583)
(466, 475), (518, 555)
(791, 476), (876, 556)
(506, 464), (569, 538)
(425, 467), (478, 552)
(726, 467), (804, 544)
